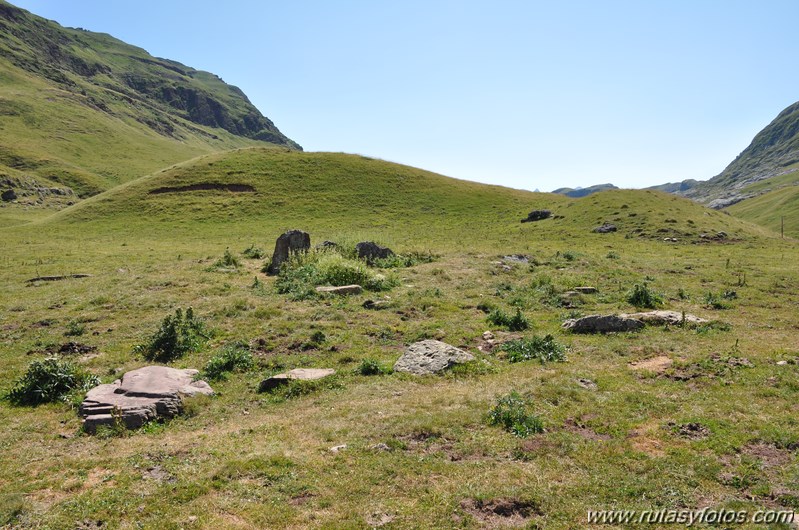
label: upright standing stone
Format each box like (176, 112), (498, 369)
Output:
(267, 230), (311, 275)
(355, 241), (394, 264)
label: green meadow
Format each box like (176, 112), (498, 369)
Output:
(1, 148), (798, 528)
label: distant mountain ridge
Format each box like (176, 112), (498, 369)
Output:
(552, 183), (618, 198)
(0, 0), (299, 198)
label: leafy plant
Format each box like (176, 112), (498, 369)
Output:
(487, 391), (543, 437)
(372, 251), (437, 268)
(203, 343), (255, 381)
(134, 307), (209, 362)
(704, 291), (735, 309)
(6, 357), (99, 406)
(64, 320), (86, 337)
(487, 308), (530, 331)
(356, 358), (391, 375)
(626, 283), (663, 309)
(500, 335), (565, 363)
(207, 248), (240, 271)
(242, 244), (266, 259)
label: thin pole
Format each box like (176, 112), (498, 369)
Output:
(782, 216), (785, 239)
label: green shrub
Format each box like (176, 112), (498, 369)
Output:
(242, 244), (266, 259)
(500, 335), (565, 363)
(6, 357), (99, 406)
(487, 391), (543, 437)
(64, 320), (86, 337)
(487, 308), (530, 331)
(276, 252), (398, 300)
(372, 251), (437, 268)
(134, 308), (209, 362)
(704, 291), (733, 309)
(626, 283), (663, 309)
(207, 248), (240, 271)
(356, 358), (390, 375)
(203, 343), (254, 381)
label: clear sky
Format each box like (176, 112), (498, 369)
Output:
(11, 0), (799, 191)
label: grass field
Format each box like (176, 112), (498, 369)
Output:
(1, 149), (798, 529)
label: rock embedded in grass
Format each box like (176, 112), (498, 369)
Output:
(267, 229), (310, 275)
(593, 222), (617, 233)
(393, 340), (475, 375)
(620, 310), (708, 326)
(315, 284), (362, 295)
(355, 241), (394, 264)
(520, 209), (551, 223)
(79, 366), (214, 433)
(562, 314), (644, 333)
(258, 368), (336, 392)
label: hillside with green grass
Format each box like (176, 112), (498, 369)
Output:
(46, 147), (766, 245)
(0, 0), (298, 201)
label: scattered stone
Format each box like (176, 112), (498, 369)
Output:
(371, 443), (391, 452)
(363, 299), (391, 310)
(663, 237), (679, 242)
(520, 209), (551, 223)
(258, 368), (336, 392)
(562, 314), (644, 333)
(564, 418), (612, 441)
(576, 378), (597, 390)
(315, 284), (362, 295)
(777, 360), (789, 366)
(573, 286), (597, 294)
(1, 189), (17, 202)
(329, 444), (347, 453)
(355, 241), (394, 264)
(266, 229), (310, 275)
(620, 310), (708, 326)
(316, 240), (338, 250)
(365, 512), (395, 527)
(80, 366), (214, 434)
(502, 254), (529, 263)
(593, 223), (617, 233)
(393, 340), (475, 375)
(482, 331), (495, 341)
(629, 355), (673, 373)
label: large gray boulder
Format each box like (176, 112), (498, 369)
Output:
(267, 230), (311, 275)
(393, 340), (475, 375)
(520, 209), (551, 223)
(79, 366), (213, 433)
(355, 241), (394, 264)
(562, 314), (644, 333)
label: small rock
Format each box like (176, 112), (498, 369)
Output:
(573, 286), (597, 294)
(355, 241), (394, 264)
(329, 444), (347, 453)
(777, 360), (789, 366)
(259, 368), (336, 392)
(482, 331), (495, 341)
(363, 299), (391, 310)
(393, 340), (475, 375)
(267, 229), (310, 275)
(562, 314), (644, 333)
(520, 209), (551, 223)
(371, 443), (391, 451)
(502, 254), (529, 264)
(593, 223), (617, 233)
(576, 378), (597, 390)
(315, 284), (362, 295)
(1, 189), (16, 202)
(316, 240), (338, 250)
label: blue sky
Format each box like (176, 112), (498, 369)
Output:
(12, 0), (799, 191)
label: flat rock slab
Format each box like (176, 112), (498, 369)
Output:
(621, 310), (708, 326)
(315, 284), (362, 295)
(259, 368), (335, 392)
(393, 340), (475, 375)
(573, 286), (597, 294)
(562, 314), (644, 333)
(80, 366), (213, 433)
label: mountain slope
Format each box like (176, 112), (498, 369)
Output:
(0, 0), (299, 198)
(665, 100), (799, 208)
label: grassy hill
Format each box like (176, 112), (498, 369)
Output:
(3, 148), (795, 527)
(0, 0), (298, 203)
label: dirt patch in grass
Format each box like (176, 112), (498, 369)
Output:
(460, 497), (540, 528)
(742, 442), (792, 469)
(289, 492), (316, 506)
(564, 417), (611, 441)
(142, 465), (175, 483)
(149, 183), (255, 194)
(629, 421), (666, 457)
(629, 355), (673, 373)
(669, 422), (710, 440)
